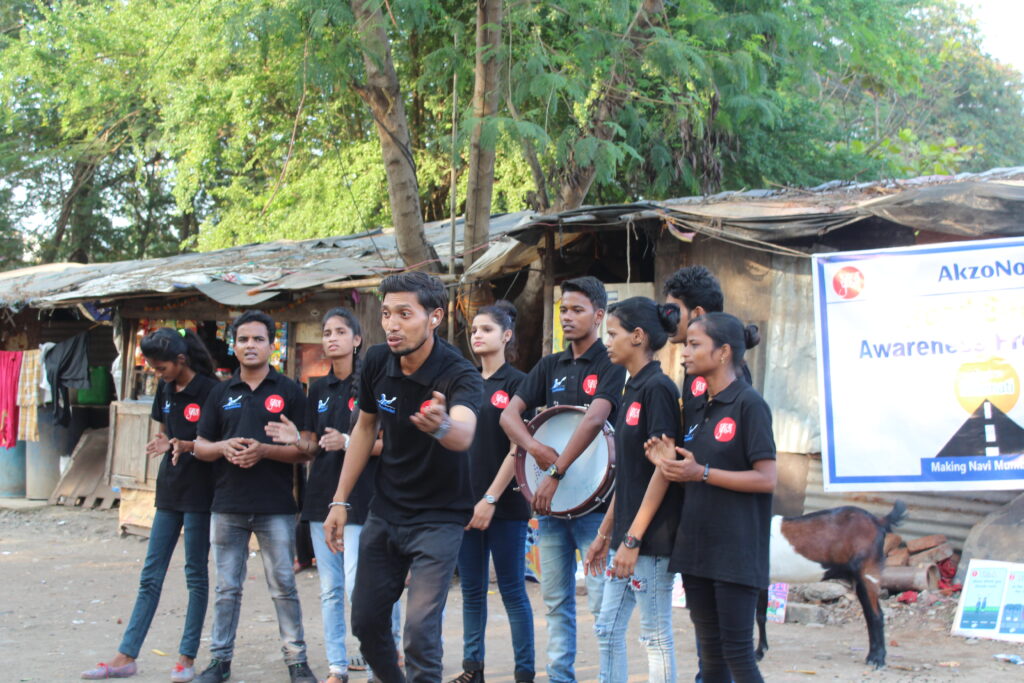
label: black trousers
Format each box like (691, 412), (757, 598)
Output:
(352, 512), (464, 683)
(683, 574), (764, 683)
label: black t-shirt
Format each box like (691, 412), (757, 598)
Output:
(680, 362), (752, 409)
(358, 337), (483, 525)
(470, 363), (531, 521)
(670, 379), (775, 588)
(302, 371), (378, 524)
(151, 374), (220, 513)
(197, 367), (310, 515)
(611, 361), (681, 556)
(514, 339), (626, 514)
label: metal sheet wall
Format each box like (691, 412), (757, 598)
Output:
(802, 455), (1018, 549)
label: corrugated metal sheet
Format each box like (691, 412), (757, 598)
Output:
(802, 455), (1018, 549)
(762, 257), (819, 453)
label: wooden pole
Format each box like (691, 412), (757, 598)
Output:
(542, 228), (555, 355)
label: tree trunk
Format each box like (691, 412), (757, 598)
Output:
(463, 0), (503, 269)
(349, 0), (439, 272)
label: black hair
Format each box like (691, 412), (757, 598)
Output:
(688, 312), (760, 371)
(607, 296), (680, 352)
(139, 327), (216, 377)
(662, 265), (724, 314)
(476, 299), (518, 361)
(321, 306), (364, 432)
(561, 275), (607, 311)
(379, 271), (448, 314)
(231, 309), (276, 342)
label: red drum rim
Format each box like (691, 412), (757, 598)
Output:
(514, 405), (616, 519)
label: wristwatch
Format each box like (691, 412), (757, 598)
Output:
(483, 494), (497, 505)
(545, 464), (564, 480)
(623, 534), (641, 549)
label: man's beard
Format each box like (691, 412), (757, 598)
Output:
(390, 332), (430, 357)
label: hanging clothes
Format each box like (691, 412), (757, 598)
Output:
(38, 342), (55, 404)
(0, 351), (23, 447)
(16, 349), (41, 442)
(44, 332), (91, 427)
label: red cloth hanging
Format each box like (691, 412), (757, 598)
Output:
(0, 351), (23, 448)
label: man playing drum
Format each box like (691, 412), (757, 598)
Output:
(500, 276), (627, 683)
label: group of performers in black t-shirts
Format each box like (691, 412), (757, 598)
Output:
(82, 266), (775, 683)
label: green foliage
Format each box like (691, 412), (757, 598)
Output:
(0, 0), (1022, 270)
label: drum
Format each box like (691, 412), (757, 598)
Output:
(514, 405), (615, 519)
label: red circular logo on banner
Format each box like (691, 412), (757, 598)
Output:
(583, 374), (598, 396)
(491, 390), (510, 409)
(691, 376), (708, 397)
(265, 394), (285, 413)
(832, 266), (865, 299)
(625, 401), (642, 426)
(420, 399), (433, 414)
(714, 417), (737, 442)
(348, 397), (356, 411)
(183, 403), (202, 422)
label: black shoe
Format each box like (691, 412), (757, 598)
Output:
(449, 671), (484, 683)
(195, 659), (231, 683)
(288, 662), (318, 683)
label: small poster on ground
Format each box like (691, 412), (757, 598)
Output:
(952, 559), (1024, 642)
(766, 582), (789, 624)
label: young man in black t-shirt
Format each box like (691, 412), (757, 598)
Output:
(322, 272), (483, 683)
(499, 276), (627, 683)
(192, 311), (316, 683)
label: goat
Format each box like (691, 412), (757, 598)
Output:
(758, 500), (908, 669)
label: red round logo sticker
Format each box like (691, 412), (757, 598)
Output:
(691, 376), (708, 397)
(832, 266), (865, 299)
(420, 399), (433, 414)
(264, 394), (285, 413)
(625, 401), (642, 426)
(183, 403), (202, 423)
(583, 374), (598, 396)
(714, 417), (737, 442)
(348, 397), (356, 411)
(491, 390), (510, 409)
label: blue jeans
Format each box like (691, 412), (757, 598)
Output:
(309, 521), (402, 674)
(538, 512), (606, 683)
(119, 509), (210, 659)
(595, 554), (676, 683)
(209, 513), (307, 665)
(457, 518), (535, 678)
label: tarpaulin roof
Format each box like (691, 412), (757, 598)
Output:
(463, 166), (1024, 281)
(0, 211), (534, 310)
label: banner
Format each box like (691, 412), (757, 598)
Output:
(952, 559), (1024, 642)
(813, 237), (1024, 491)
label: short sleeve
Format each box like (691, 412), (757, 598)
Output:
(741, 394), (776, 465)
(358, 346), (384, 414)
(285, 380), (309, 432)
(446, 361), (484, 414)
(591, 361), (626, 409)
(197, 384), (224, 441)
(644, 379), (680, 441)
(514, 358), (548, 410)
(150, 383), (165, 423)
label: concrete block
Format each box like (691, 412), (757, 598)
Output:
(801, 581), (849, 603)
(785, 602), (827, 625)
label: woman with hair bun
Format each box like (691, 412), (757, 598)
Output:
(646, 312), (775, 683)
(82, 328), (218, 682)
(449, 300), (535, 683)
(584, 296), (682, 683)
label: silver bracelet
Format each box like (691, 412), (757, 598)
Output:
(328, 501), (351, 509)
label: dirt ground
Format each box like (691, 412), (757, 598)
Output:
(1, 505), (1022, 683)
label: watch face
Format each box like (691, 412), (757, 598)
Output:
(624, 535), (640, 549)
(484, 494), (496, 504)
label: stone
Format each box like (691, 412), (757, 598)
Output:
(910, 542), (954, 566)
(785, 602), (827, 625)
(886, 547), (910, 567)
(906, 534), (948, 553)
(884, 533), (903, 555)
(956, 491), (1024, 583)
(800, 581), (849, 603)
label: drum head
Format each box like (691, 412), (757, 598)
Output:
(515, 405), (615, 518)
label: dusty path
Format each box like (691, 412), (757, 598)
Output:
(1, 505), (1020, 682)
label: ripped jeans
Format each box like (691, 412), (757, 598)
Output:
(595, 553), (676, 683)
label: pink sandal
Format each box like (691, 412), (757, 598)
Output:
(81, 661), (138, 679)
